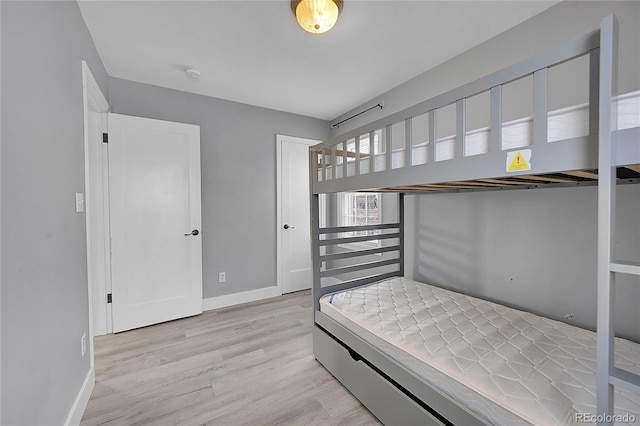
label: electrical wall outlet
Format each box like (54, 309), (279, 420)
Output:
(81, 333), (87, 357)
(218, 272), (226, 283)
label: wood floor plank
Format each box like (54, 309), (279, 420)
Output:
(82, 290), (381, 426)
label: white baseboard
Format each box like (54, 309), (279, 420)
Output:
(203, 286), (281, 312)
(64, 367), (95, 426)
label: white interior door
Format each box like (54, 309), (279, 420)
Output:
(278, 135), (318, 294)
(108, 113), (202, 333)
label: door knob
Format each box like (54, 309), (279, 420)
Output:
(184, 229), (199, 236)
(283, 224), (295, 230)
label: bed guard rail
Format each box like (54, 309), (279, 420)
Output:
(310, 194), (404, 310)
(310, 25), (609, 195)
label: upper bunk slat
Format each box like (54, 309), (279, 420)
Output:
(456, 99), (466, 156)
(533, 68), (548, 144)
(404, 119), (412, 169)
(490, 87), (502, 152)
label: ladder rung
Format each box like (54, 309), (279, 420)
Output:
(610, 261), (640, 276)
(609, 367), (640, 394)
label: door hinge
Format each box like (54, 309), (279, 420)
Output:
(107, 293), (112, 303)
(103, 133), (109, 143)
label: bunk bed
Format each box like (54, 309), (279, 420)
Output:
(309, 16), (639, 426)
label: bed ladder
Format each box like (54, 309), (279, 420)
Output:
(596, 15), (640, 425)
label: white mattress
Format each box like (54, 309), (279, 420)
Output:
(319, 277), (640, 425)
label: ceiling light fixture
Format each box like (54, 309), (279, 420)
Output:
(291, 0), (343, 35)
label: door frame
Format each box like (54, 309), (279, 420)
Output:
(276, 134), (320, 295)
(82, 61), (111, 343)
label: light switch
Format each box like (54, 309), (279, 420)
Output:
(75, 192), (85, 213)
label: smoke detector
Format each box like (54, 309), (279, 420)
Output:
(185, 67), (201, 79)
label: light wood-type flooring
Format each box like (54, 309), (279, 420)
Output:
(81, 290), (380, 426)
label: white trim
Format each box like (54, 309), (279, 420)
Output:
(64, 368), (95, 426)
(82, 60), (110, 364)
(101, 112), (113, 335)
(202, 286), (281, 312)
(83, 62), (109, 112)
(276, 134), (321, 295)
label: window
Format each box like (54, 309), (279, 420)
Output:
(341, 193), (379, 229)
(338, 192), (381, 249)
(351, 131), (385, 157)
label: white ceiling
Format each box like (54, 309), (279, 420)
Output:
(78, 0), (560, 121)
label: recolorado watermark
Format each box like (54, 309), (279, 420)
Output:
(575, 413), (637, 424)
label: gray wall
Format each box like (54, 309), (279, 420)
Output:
(408, 185), (640, 342)
(108, 78), (330, 298)
(331, 1), (640, 341)
(1, 1), (109, 424)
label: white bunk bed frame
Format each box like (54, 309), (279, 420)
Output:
(309, 16), (639, 425)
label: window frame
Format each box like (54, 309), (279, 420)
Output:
(336, 192), (382, 252)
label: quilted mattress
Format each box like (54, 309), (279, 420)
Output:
(319, 277), (640, 425)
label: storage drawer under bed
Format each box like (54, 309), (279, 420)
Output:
(313, 325), (446, 426)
